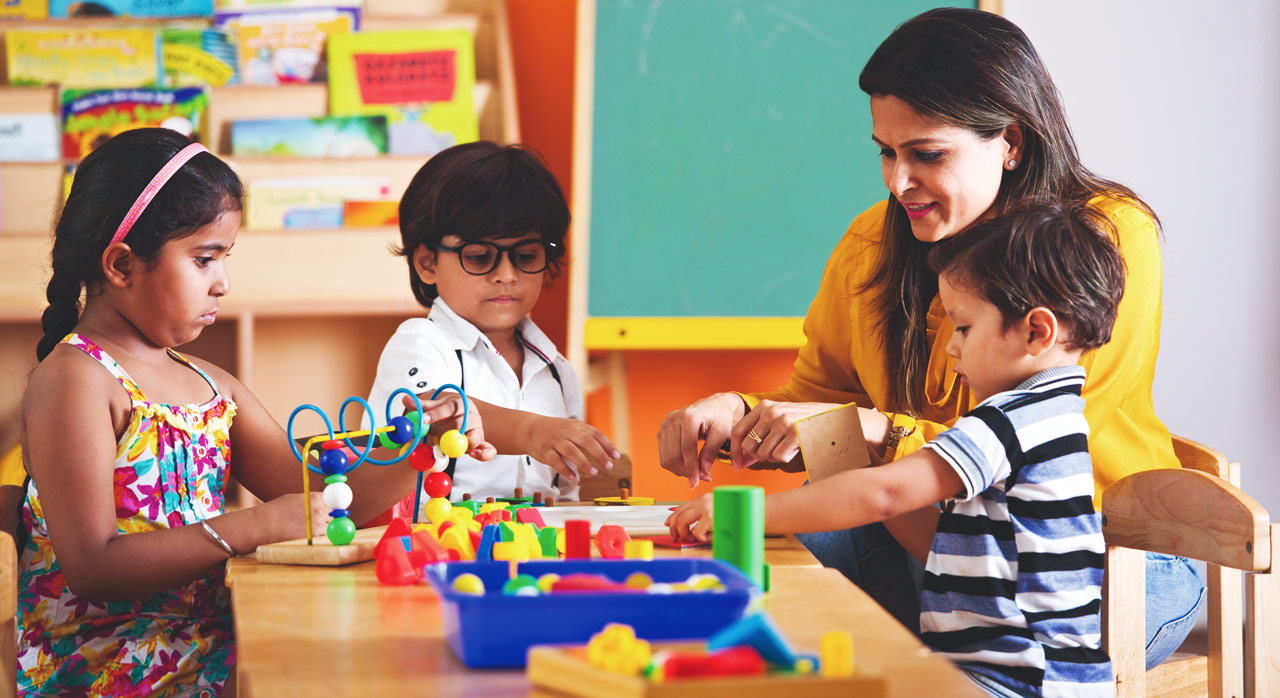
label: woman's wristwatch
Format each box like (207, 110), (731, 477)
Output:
(881, 417), (916, 462)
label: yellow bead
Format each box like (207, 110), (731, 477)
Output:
(438, 429), (468, 459)
(452, 573), (485, 596)
(537, 573), (561, 593)
(625, 572), (653, 590)
(423, 497), (452, 524)
(820, 630), (855, 678)
(794, 657), (815, 675)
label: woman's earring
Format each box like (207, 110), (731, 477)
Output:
(1007, 159), (1017, 169)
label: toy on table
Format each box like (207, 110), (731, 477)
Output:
(712, 485), (770, 591)
(595, 486), (655, 506)
(526, 614), (885, 697)
(285, 383), (471, 546)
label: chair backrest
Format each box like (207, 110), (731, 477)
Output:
(1101, 436), (1276, 698)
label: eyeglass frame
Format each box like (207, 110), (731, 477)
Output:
(429, 239), (561, 276)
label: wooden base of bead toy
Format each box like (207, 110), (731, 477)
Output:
(255, 524), (384, 566)
(527, 643), (886, 698)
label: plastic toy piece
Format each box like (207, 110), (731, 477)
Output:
(532, 492), (544, 506)
(662, 645), (765, 679)
(712, 485), (768, 590)
(514, 523), (543, 559)
(586, 623), (652, 676)
(326, 516), (356, 546)
(536, 573), (561, 593)
(624, 572), (653, 590)
(407, 443), (436, 472)
(564, 519), (592, 559)
(440, 526), (476, 561)
(438, 429), (469, 459)
(424, 471), (452, 498)
(594, 524), (631, 559)
(515, 507), (546, 528)
(706, 613), (797, 669)
(452, 572), (485, 596)
(475, 524), (501, 561)
(410, 529), (448, 561)
(820, 630), (854, 678)
(623, 539), (654, 560)
(642, 534), (711, 549)
(502, 573), (540, 596)
(374, 517), (414, 557)
(550, 573), (633, 593)
(423, 497), (452, 524)
(595, 486), (656, 507)
(375, 543), (419, 585)
(537, 527), (559, 557)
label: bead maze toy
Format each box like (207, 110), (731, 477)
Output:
(253, 385), (471, 566)
(526, 614), (886, 697)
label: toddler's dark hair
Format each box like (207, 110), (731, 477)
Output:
(36, 128), (244, 361)
(396, 141), (569, 307)
(927, 200), (1127, 350)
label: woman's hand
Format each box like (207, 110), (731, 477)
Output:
(257, 492), (330, 545)
(729, 400), (842, 470)
(522, 416), (620, 481)
(665, 493), (714, 542)
(657, 392), (747, 488)
(404, 393), (496, 461)
(859, 406), (893, 462)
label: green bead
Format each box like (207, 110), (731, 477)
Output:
(323, 474), (348, 484)
(404, 410), (428, 436)
(327, 516), (356, 546)
(377, 430), (396, 450)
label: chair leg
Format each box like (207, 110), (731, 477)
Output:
(1246, 524), (1279, 698)
(1105, 545), (1146, 697)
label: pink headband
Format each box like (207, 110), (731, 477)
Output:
(109, 142), (209, 246)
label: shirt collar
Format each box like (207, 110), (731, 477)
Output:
(428, 297), (557, 363)
(1013, 364), (1087, 393)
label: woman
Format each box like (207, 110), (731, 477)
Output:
(656, 7), (1202, 670)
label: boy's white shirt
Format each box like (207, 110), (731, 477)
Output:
(363, 297), (583, 501)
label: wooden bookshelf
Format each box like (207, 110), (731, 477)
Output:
(0, 0), (521, 481)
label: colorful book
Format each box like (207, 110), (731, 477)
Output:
(0, 0), (49, 19)
(215, 6), (358, 85)
(215, 0), (358, 8)
(61, 87), (209, 161)
(230, 116), (388, 157)
(244, 176), (390, 230)
(48, 0), (213, 17)
(342, 200), (398, 227)
(0, 114), (60, 162)
(161, 27), (238, 86)
(6, 28), (160, 88)
(327, 28), (478, 156)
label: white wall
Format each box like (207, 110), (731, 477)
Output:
(1004, 0), (1280, 513)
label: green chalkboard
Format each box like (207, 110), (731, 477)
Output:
(585, 0), (969, 321)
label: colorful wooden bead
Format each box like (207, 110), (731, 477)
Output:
(385, 416), (415, 445)
(319, 448), (349, 475)
(452, 572), (485, 596)
(438, 429), (468, 459)
(423, 496), (452, 524)
(326, 516), (356, 546)
(424, 471), (452, 499)
(322, 482), (353, 510)
(321, 440), (343, 450)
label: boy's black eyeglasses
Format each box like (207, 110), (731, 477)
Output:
(431, 240), (560, 275)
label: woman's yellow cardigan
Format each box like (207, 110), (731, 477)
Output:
(744, 196), (1178, 505)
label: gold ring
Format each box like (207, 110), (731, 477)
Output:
(747, 429), (763, 444)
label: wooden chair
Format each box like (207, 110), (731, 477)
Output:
(1101, 435), (1279, 698)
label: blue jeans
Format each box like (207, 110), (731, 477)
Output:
(797, 527), (1206, 669)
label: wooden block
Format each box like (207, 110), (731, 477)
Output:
(795, 403), (869, 483)
(254, 525), (385, 566)
(527, 644), (886, 698)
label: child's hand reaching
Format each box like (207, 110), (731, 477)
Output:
(523, 415), (621, 481)
(666, 493), (714, 542)
(257, 492), (330, 545)
(403, 393), (497, 461)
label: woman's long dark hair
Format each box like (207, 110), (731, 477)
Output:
(858, 7), (1158, 415)
(36, 128), (243, 361)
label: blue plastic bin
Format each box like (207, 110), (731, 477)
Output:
(424, 558), (760, 668)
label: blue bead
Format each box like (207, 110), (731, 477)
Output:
(319, 449), (350, 475)
(329, 508), (352, 518)
(385, 416), (414, 445)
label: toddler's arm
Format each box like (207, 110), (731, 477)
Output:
(466, 398), (620, 480)
(666, 448), (962, 542)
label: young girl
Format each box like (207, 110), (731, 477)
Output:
(365, 141), (618, 505)
(16, 128), (425, 698)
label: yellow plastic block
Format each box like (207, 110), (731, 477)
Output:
(623, 539), (654, 560)
(820, 630), (854, 678)
(440, 526), (476, 561)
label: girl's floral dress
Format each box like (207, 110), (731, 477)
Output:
(17, 334), (238, 698)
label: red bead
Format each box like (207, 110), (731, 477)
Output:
(321, 440), (343, 450)
(407, 444), (436, 472)
(424, 471), (453, 499)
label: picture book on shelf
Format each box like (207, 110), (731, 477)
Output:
(0, 0), (49, 19)
(327, 28), (478, 156)
(61, 87), (209, 162)
(6, 28), (160, 88)
(245, 176), (391, 230)
(161, 26), (238, 86)
(215, 6), (358, 85)
(230, 116), (388, 157)
(48, 0), (214, 17)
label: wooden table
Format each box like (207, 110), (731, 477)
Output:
(226, 535), (982, 698)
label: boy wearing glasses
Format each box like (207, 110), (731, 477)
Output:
(365, 141), (619, 505)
